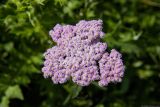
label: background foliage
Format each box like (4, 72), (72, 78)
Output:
(0, 0), (160, 107)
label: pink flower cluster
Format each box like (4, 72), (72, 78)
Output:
(42, 20), (125, 86)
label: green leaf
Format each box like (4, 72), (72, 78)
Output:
(63, 84), (82, 98)
(95, 104), (104, 107)
(4, 42), (14, 52)
(0, 97), (9, 107)
(137, 69), (154, 79)
(14, 76), (31, 85)
(133, 61), (143, 68)
(55, 0), (67, 5)
(71, 85), (82, 98)
(63, 84), (82, 105)
(34, 0), (45, 5)
(5, 85), (24, 100)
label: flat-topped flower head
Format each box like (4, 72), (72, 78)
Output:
(42, 20), (125, 87)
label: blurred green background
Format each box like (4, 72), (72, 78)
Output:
(0, 0), (160, 107)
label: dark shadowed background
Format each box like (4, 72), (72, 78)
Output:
(0, 0), (160, 107)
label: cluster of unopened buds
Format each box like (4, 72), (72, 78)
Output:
(42, 20), (125, 87)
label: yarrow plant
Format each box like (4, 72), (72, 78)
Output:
(42, 20), (125, 87)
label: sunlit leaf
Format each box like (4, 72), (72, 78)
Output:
(138, 69), (154, 79)
(5, 85), (24, 100)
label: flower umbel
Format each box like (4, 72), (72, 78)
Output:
(42, 20), (125, 87)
